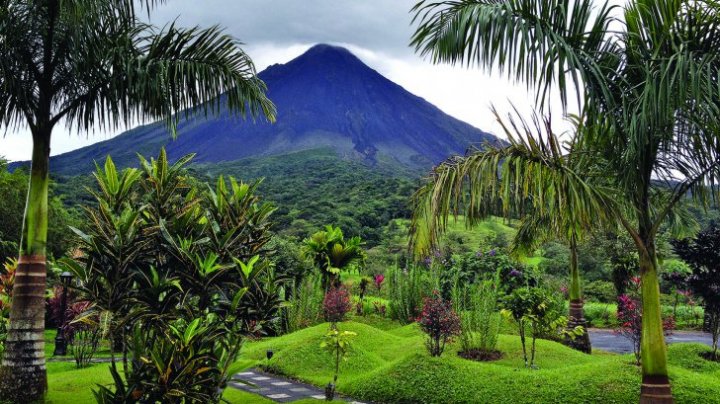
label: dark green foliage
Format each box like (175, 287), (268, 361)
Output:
(197, 149), (415, 246)
(387, 266), (432, 323)
(268, 237), (312, 290)
(502, 287), (568, 368)
(64, 150), (278, 403)
(673, 223), (720, 359)
(582, 280), (616, 304)
(303, 225), (365, 291)
(0, 161), (78, 262)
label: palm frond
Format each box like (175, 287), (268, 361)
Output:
(411, 108), (617, 258)
(410, 0), (619, 108)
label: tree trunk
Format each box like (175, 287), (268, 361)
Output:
(0, 131), (51, 402)
(565, 237), (591, 353)
(639, 248), (672, 403)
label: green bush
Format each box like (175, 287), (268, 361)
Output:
(456, 281), (501, 356)
(64, 151), (277, 403)
(582, 302), (705, 330)
(583, 303), (618, 328)
(501, 287), (568, 368)
(582, 280), (616, 303)
(388, 266), (431, 323)
(285, 276), (324, 333)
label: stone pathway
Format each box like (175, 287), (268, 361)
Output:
(589, 329), (713, 354)
(231, 368), (369, 403)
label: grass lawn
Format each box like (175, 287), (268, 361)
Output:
(239, 321), (720, 404)
(44, 318), (720, 403)
(45, 361), (276, 404)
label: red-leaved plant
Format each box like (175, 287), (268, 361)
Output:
(418, 290), (461, 357)
(47, 285), (79, 329)
(374, 274), (385, 291)
(323, 287), (352, 323)
(615, 294), (674, 365)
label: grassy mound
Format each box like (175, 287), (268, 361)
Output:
(240, 321), (720, 404)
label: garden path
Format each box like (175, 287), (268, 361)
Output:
(231, 368), (370, 403)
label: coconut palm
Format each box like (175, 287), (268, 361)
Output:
(411, 1), (720, 401)
(0, 1), (275, 400)
(302, 226), (365, 292)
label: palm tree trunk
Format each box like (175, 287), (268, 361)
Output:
(0, 130), (51, 401)
(566, 236), (591, 353)
(639, 249), (672, 403)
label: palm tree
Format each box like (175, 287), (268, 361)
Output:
(0, 1), (275, 401)
(411, 1), (720, 401)
(412, 111), (614, 354)
(302, 226), (365, 292)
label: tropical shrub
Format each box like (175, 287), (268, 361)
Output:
(615, 294), (675, 365)
(302, 225), (365, 291)
(0, 260), (16, 356)
(372, 301), (387, 316)
(63, 151), (276, 402)
(320, 327), (357, 401)
(323, 287), (352, 323)
(64, 301), (103, 368)
(456, 280), (502, 360)
(672, 223), (720, 360)
(285, 276), (324, 333)
(583, 303), (617, 328)
(357, 276), (372, 315)
(387, 266), (430, 323)
(502, 287), (572, 368)
(374, 274), (385, 291)
(583, 280), (616, 303)
(96, 317), (244, 403)
(418, 291), (461, 357)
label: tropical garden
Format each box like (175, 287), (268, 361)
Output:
(2, 1), (720, 403)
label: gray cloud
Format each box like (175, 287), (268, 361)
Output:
(150, 0), (418, 58)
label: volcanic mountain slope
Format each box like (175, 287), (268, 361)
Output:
(36, 44), (498, 176)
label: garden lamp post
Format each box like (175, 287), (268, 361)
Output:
(53, 271), (73, 356)
(265, 349), (274, 370)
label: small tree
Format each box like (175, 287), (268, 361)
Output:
(303, 226), (365, 291)
(320, 328), (357, 401)
(418, 291), (461, 357)
(673, 223), (720, 360)
(502, 287), (572, 368)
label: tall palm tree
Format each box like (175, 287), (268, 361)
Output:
(411, 1), (720, 401)
(412, 111), (615, 354)
(0, 1), (275, 401)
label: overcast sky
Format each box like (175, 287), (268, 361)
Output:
(0, 0), (578, 162)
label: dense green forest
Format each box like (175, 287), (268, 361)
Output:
(51, 148), (417, 246)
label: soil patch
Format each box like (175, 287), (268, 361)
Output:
(458, 349), (503, 362)
(699, 351), (720, 363)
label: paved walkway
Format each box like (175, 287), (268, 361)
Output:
(231, 368), (369, 403)
(589, 329), (713, 354)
